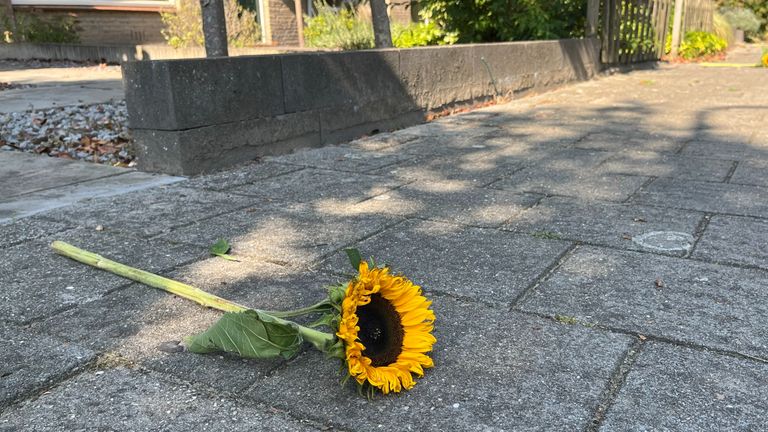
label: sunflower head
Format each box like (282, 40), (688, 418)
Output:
(335, 260), (436, 394)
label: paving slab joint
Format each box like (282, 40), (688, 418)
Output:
(723, 161), (740, 183)
(498, 193), (548, 227)
(312, 217), (409, 273)
(0, 350), (100, 413)
(509, 242), (579, 308)
(585, 339), (644, 432)
(622, 176), (657, 204)
(673, 137), (695, 155)
(685, 213), (713, 258)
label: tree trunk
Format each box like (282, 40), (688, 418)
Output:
(294, 0), (305, 48)
(585, 0), (599, 37)
(0, 0), (16, 37)
(200, 0), (229, 57)
(369, 0), (392, 48)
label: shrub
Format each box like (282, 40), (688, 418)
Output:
(304, 1), (453, 50)
(718, 0), (767, 35)
(418, 0), (586, 43)
(392, 21), (456, 47)
(2, 13), (79, 43)
(304, 1), (373, 49)
(713, 11), (734, 46)
(678, 31), (727, 59)
(720, 6), (761, 38)
(161, 0), (261, 48)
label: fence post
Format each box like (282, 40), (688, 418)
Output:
(669, 0), (684, 58)
(200, 0), (229, 57)
(586, 0), (600, 37)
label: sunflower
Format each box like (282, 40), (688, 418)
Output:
(336, 261), (436, 394)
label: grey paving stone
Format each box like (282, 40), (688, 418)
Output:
(598, 151), (734, 181)
(574, 132), (685, 153)
(519, 246), (768, 359)
(729, 160), (768, 187)
(161, 202), (400, 266)
(0, 323), (94, 408)
(601, 342), (768, 432)
(266, 145), (410, 173)
(182, 160), (302, 191)
(692, 215), (768, 269)
(504, 196), (704, 255)
(0, 217), (71, 248)
(245, 298), (634, 432)
(490, 149), (648, 202)
(634, 178), (768, 218)
(390, 134), (501, 158)
(396, 121), (498, 139)
(322, 219), (571, 303)
(38, 185), (260, 237)
(0, 151), (126, 199)
(0, 228), (205, 323)
(342, 131), (420, 152)
(681, 139), (768, 161)
(354, 180), (540, 228)
(34, 259), (339, 393)
(0, 368), (319, 432)
(372, 151), (526, 186)
(0, 172), (186, 223)
(228, 168), (402, 204)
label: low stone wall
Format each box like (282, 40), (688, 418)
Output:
(0, 43), (311, 63)
(123, 38), (602, 175)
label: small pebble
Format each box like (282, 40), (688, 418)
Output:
(157, 341), (185, 353)
(0, 99), (133, 165)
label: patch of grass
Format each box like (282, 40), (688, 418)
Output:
(554, 314), (579, 325)
(639, 79), (655, 86)
(531, 231), (562, 240)
(93, 352), (135, 370)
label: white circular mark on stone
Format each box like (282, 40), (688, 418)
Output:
(632, 231), (694, 252)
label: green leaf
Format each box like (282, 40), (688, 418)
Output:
(185, 310), (303, 360)
(344, 248), (362, 271)
(210, 238), (231, 255)
(210, 239), (240, 262)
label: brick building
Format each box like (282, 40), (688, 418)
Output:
(4, 0), (415, 46)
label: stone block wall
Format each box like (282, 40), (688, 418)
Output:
(123, 38), (602, 175)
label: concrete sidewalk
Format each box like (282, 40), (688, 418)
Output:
(0, 63), (122, 113)
(1, 60), (767, 431)
(0, 152), (184, 223)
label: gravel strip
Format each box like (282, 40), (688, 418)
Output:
(0, 101), (135, 166)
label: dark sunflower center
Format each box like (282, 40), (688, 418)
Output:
(356, 293), (404, 367)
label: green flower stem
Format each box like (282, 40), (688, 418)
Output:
(50, 241), (336, 352)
